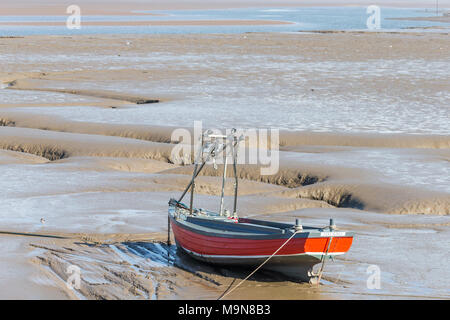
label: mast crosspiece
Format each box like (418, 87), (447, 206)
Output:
(177, 128), (243, 217)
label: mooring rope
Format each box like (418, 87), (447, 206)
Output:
(316, 236), (333, 285)
(218, 229), (300, 300)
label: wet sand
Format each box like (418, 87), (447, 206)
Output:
(2, 0), (447, 15)
(0, 31), (449, 299)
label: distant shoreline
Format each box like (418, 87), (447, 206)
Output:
(0, 20), (294, 27)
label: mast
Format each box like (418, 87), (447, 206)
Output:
(219, 148), (228, 216)
(177, 129), (242, 216)
(232, 134), (239, 216)
(189, 163), (198, 215)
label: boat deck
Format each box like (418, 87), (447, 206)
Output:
(169, 204), (352, 240)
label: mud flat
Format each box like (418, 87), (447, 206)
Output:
(388, 16), (450, 24)
(1, 0), (445, 15)
(0, 31), (449, 299)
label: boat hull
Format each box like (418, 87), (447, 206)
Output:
(169, 214), (353, 282)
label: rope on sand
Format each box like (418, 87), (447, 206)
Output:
(218, 230), (300, 300)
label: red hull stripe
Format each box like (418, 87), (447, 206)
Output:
(171, 220), (353, 257)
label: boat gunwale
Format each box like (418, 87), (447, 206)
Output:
(169, 206), (354, 240)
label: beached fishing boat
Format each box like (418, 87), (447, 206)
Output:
(168, 130), (353, 283)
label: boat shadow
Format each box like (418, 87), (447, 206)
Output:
(121, 241), (308, 284)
